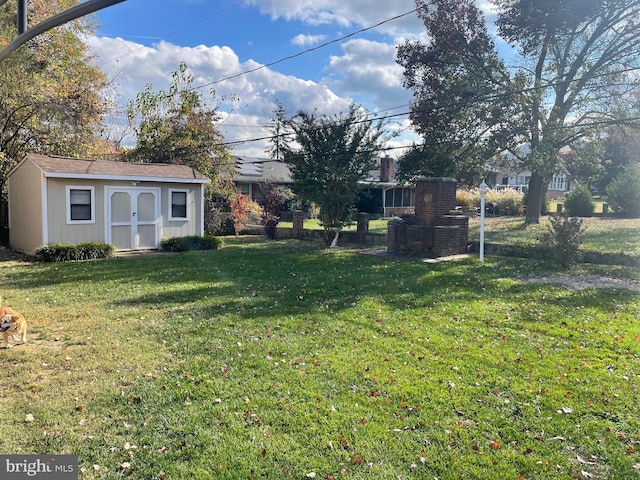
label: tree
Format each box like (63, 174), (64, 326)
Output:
(265, 100), (289, 161)
(398, 0), (640, 223)
(595, 127), (640, 194)
(255, 183), (293, 240)
(275, 103), (388, 246)
(0, 0), (108, 194)
(606, 164), (640, 218)
(396, 0), (525, 187)
(229, 189), (261, 237)
(124, 62), (236, 227)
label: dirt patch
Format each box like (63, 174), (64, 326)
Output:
(520, 275), (640, 292)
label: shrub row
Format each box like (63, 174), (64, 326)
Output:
(160, 235), (224, 252)
(456, 188), (526, 215)
(34, 242), (115, 262)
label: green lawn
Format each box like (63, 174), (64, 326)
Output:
(469, 217), (640, 254)
(0, 238), (638, 479)
(282, 216), (640, 254)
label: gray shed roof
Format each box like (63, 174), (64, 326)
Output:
(16, 154), (210, 184)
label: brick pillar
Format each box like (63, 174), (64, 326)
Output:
(292, 210), (305, 238)
(387, 220), (397, 252)
(414, 177), (458, 222)
(356, 213), (369, 244)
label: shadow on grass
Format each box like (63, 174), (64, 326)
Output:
(3, 238), (635, 329)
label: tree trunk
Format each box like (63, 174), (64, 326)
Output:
(329, 228), (340, 248)
(525, 172), (545, 224)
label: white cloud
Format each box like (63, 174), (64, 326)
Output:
(291, 34), (327, 47)
(86, 36), (353, 156)
(324, 39), (411, 110)
(245, 0), (423, 37)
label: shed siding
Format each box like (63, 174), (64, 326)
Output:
(8, 158), (44, 253)
(160, 183), (202, 239)
(46, 178), (106, 245)
(8, 155), (209, 253)
(46, 179), (203, 247)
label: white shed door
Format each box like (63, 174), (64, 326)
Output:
(107, 188), (160, 251)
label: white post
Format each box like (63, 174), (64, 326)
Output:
(479, 181), (488, 263)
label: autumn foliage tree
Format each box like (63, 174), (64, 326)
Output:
(0, 0), (108, 193)
(398, 0), (640, 223)
(229, 190), (261, 236)
(124, 62), (236, 231)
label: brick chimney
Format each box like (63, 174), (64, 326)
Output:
(380, 156), (393, 182)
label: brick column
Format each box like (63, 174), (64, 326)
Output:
(292, 210), (305, 238)
(414, 177), (457, 222)
(356, 213), (369, 244)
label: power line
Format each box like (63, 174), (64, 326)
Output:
(188, 7), (421, 91)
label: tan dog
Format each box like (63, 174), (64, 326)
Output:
(0, 306), (27, 348)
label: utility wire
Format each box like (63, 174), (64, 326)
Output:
(188, 7), (421, 91)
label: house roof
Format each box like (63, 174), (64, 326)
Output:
(14, 154), (210, 184)
(234, 156), (292, 183)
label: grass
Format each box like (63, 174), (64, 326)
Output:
(280, 215), (640, 254)
(468, 217), (640, 254)
(0, 238), (639, 479)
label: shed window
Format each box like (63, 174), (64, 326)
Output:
(169, 190), (188, 220)
(67, 187), (95, 224)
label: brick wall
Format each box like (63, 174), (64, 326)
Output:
(414, 177), (457, 221)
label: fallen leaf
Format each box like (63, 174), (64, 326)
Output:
(491, 440), (500, 450)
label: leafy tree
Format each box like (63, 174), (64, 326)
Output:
(596, 127), (640, 194)
(0, 0), (108, 193)
(255, 183), (293, 240)
(265, 100), (290, 161)
(398, 0), (640, 223)
(606, 164), (640, 218)
(229, 190), (261, 237)
(396, 0), (525, 187)
(275, 104), (388, 246)
(124, 62), (236, 228)
(563, 184), (595, 217)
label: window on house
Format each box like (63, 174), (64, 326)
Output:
(385, 188), (414, 208)
(169, 190), (188, 220)
(67, 187), (94, 223)
(549, 174), (567, 191)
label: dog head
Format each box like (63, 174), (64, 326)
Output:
(0, 314), (17, 332)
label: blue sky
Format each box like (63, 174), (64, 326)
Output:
(92, 1), (497, 156)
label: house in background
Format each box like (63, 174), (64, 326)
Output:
(490, 168), (571, 199)
(7, 154), (210, 253)
(358, 156), (415, 216)
(233, 155), (415, 217)
(233, 156), (293, 200)
(488, 146), (574, 199)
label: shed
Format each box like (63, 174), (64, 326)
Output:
(7, 154), (210, 253)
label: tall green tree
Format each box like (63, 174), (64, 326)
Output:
(398, 0), (640, 223)
(265, 99), (289, 161)
(275, 104), (388, 246)
(124, 61), (235, 202)
(0, 0), (108, 193)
